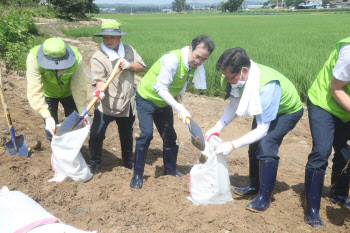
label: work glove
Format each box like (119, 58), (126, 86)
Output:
(119, 58), (130, 70)
(205, 126), (221, 141)
(45, 117), (56, 136)
(177, 105), (191, 124)
(93, 90), (105, 101)
(84, 115), (91, 125)
(215, 141), (234, 157)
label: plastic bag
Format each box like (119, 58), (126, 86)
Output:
(49, 123), (92, 182)
(0, 186), (96, 233)
(187, 136), (233, 205)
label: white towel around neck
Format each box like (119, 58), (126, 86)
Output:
(181, 46), (207, 89)
(236, 60), (263, 116)
(101, 41), (125, 61)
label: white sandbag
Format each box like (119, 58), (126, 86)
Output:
(49, 123), (93, 182)
(0, 186), (96, 233)
(187, 136), (234, 205)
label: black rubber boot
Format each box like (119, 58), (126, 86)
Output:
(121, 138), (134, 170)
(246, 159), (278, 212)
(330, 171), (350, 208)
(305, 168), (325, 228)
(89, 141), (103, 174)
(130, 147), (147, 190)
(163, 145), (183, 177)
(234, 158), (259, 196)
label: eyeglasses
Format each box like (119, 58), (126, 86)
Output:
(225, 71), (240, 83)
(191, 52), (207, 64)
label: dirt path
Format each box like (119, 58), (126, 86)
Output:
(0, 19), (349, 232)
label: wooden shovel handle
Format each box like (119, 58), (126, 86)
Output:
(0, 67), (13, 130)
(86, 59), (124, 112)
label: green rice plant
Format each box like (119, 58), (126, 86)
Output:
(66, 13), (350, 100)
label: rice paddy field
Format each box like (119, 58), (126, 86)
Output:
(65, 13), (350, 100)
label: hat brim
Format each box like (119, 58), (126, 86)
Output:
(36, 43), (76, 70)
(94, 28), (127, 37)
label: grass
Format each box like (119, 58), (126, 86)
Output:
(65, 13), (350, 100)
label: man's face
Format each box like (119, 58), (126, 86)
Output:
(103, 35), (121, 50)
(222, 68), (242, 84)
(188, 44), (210, 68)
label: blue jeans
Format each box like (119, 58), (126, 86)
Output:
(249, 108), (303, 161)
(135, 92), (177, 149)
(89, 108), (135, 164)
(306, 97), (350, 174)
(44, 95), (77, 141)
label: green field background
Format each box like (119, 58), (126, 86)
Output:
(66, 13), (350, 100)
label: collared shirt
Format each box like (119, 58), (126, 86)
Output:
(26, 52), (86, 118)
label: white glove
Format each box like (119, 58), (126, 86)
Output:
(45, 117), (56, 136)
(177, 105), (191, 124)
(84, 115), (91, 125)
(215, 141), (234, 157)
(205, 126), (221, 141)
(93, 90), (105, 101)
(119, 58), (130, 70)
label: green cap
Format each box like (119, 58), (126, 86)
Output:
(36, 38), (75, 70)
(94, 20), (127, 37)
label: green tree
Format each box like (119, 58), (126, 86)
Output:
(322, 0), (331, 6)
(172, 0), (189, 12)
(85, 0), (100, 13)
(285, 0), (305, 7)
(221, 0), (244, 12)
(48, 0), (89, 19)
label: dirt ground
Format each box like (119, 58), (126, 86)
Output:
(0, 19), (349, 233)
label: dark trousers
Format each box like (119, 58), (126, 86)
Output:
(89, 108), (135, 164)
(135, 92), (177, 149)
(44, 95), (77, 141)
(249, 108), (303, 161)
(306, 98), (350, 174)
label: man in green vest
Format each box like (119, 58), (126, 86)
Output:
(26, 38), (87, 141)
(205, 47), (303, 212)
(305, 37), (350, 228)
(130, 35), (215, 189)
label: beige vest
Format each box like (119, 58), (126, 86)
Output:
(94, 44), (137, 117)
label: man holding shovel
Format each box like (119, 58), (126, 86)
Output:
(130, 35), (215, 189)
(205, 47), (303, 212)
(26, 38), (87, 141)
(304, 37), (350, 228)
(89, 21), (146, 173)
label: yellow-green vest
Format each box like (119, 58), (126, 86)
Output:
(30, 45), (79, 98)
(308, 37), (350, 123)
(137, 49), (196, 107)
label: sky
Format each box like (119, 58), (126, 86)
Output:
(93, 0), (255, 5)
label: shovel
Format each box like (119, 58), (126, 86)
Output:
(56, 59), (124, 136)
(0, 68), (28, 157)
(185, 117), (205, 151)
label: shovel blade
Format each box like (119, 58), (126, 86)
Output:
(5, 135), (28, 157)
(56, 111), (82, 136)
(188, 118), (205, 151)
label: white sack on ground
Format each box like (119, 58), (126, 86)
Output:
(49, 123), (93, 182)
(0, 186), (96, 233)
(187, 136), (234, 205)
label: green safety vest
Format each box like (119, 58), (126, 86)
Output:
(137, 49), (196, 107)
(30, 45), (79, 98)
(308, 37), (350, 123)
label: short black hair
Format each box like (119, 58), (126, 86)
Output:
(191, 35), (215, 54)
(216, 47), (251, 73)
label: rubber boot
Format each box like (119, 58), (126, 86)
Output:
(89, 141), (103, 174)
(305, 168), (325, 228)
(246, 159), (278, 212)
(330, 171), (350, 208)
(130, 147), (147, 190)
(121, 138), (134, 170)
(234, 158), (260, 196)
(163, 145), (183, 177)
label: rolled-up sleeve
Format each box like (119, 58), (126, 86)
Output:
(130, 45), (146, 68)
(152, 53), (178, 93)
(70, 53), (87, 114)
(26, 52), (51, 119)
